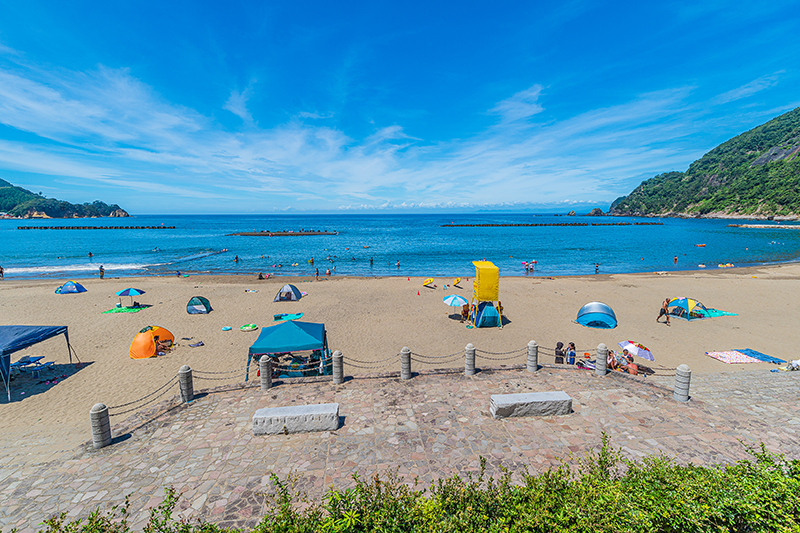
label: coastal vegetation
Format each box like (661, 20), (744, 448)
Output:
(609, 106), (800, 218)
(0, 178), (128, 218)
(18, 438), (800, 532)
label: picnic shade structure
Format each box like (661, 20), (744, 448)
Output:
(617, 341), (655, 361)
(0, 326), (76, 401)
(246, 321), (329, 381)
(442, 294), (469, 307)
(115, 288), (145, 307)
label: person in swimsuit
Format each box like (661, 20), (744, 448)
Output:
(657, 297), (671, 325)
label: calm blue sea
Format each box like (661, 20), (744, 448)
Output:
(2, 214), (800, 280)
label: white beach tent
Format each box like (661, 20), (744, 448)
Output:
(273, 284), (302, 302)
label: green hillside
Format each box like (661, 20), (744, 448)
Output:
(609, 107), (800, 217)
(0, 178), (128, 218)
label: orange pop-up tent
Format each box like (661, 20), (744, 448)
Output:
(129, 326), (174, 359)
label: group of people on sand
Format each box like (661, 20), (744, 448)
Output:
(554, 342), (577, 364)
(608, 348), (638, 375)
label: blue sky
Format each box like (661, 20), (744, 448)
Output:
(0, 1), (798, 214)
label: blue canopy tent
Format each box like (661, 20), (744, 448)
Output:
(576, 302), (617, 329)
(246, 321), (329, 380)
(0, 325), (75, 401)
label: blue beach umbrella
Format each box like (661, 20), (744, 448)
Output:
(442, 294), (469, 307)
(115, 288), (145, 306)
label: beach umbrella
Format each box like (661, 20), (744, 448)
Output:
(116, 288), (145, 306)
(442, 294), (469, 307)
(617, 341), (655, 361)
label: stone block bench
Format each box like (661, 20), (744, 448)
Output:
(490, 392), (572, 419)
(253, 403), (340, 435)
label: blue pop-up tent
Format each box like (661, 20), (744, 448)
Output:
(576, 302), (617, 329)
(246, 321), (329, 380)
(55, 281), (87, 294)
(0, 325), (75, 401)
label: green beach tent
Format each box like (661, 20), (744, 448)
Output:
(186, 296), (212, 314)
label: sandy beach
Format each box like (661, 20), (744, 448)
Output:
(1, 264), (799, 458)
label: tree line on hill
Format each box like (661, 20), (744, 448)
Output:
(609, 106), (800, 218)
(0, 178), (128, 218)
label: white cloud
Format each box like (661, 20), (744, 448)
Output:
(489, 84), (545, 122)
(713, 72), (782, 105)
(0, 46), (788, 213)
(223, 88), (253, 123)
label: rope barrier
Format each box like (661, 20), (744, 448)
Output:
(344, 354), (399, 365)
(475, 349), (527, 361)
(109, 381), (179, 417)
(194, 372), (247, 381)
(193, 367), (248, 375)
(410, 350), (463, 360)
(108, 376), (178, 411)
(411, 355), (463, 364)
(273, 357), (331, 370)
(475, 347), (527, 356)
(344, 360), (397, 369)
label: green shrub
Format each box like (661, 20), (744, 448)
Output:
(7, 437), (800, 533)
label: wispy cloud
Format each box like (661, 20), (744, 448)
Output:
(223, 87), (254, 123)
(489, 84), (545, 122)
(713, 72), (782, 105)
(0, 46), (789, 213)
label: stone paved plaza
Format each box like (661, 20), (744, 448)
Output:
(2, 366), (799, 531)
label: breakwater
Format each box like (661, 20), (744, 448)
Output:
(228, 231), (338, 236)
(17, 225), (175, 230)
(441, 222), (663, 227)
(728, 224), (800, 229)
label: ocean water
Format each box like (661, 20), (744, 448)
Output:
(2, 214), (800, 280)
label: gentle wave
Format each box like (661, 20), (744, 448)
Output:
(4, 263), (155, 275)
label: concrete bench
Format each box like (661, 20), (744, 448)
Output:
(253, 403), (340, 435)
(490, 391), (572, 419)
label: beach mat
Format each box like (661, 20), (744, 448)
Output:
(102, 305), (151, 314)
(734, 348), (785, 364)
(274, 312), (304, 321)
(703, 308), (738, 317)
(706, 350), (761, 364)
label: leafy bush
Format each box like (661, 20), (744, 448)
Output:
(7, 437), (800, 533)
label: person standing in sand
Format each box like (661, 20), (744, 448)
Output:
(657, 297), (671, 325)
(99, 265), (104, 279)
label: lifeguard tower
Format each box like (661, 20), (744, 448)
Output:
(471, 261), (502, 328)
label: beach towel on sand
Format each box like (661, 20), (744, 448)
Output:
(273, 313), (304, 321)
(734, 348), (785, 364)
(706, 351), (761, 364)
(103, 305), (151, 314)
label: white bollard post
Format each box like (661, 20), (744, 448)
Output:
(400, 347), (412, 380)
(90, 403), (112, 449)
(332, 350), (344, 384)
(527, 340), (539, 372)
(674, 364), (691, 402)
(595, 344), (608, 376)
(465, 343), (476, 376)
(260, 356), (272, 391)
(179, 365), (193, 403)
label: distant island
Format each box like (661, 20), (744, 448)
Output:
(0, 178), (129, 218)
(609, 106), (800, 219)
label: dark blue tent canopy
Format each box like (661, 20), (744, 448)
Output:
(246, 321), (328, 380)
(0, 325), (72, 401)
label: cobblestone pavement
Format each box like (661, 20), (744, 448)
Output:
(1, 366), (799, 531)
